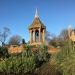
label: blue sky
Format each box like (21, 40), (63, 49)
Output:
(0, 0), (75, 42)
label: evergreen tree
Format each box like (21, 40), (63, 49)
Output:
(56, 40), (75, 75)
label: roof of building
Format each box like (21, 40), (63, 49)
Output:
(29, 17), (46, 29)
(29, 9), (46, 29)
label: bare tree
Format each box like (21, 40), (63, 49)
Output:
(8, 35), (21, 45)
(58, 29), (69, 41)
(49, 37), (62, 47)
(49, 29), (69, 47)
(0, 27), (10, 46)
(45, 31), (55, 45)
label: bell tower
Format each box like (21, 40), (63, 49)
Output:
(29, 9), (46, 45)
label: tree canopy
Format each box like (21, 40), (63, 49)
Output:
(8, 35), (22, 45)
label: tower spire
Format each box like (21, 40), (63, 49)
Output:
(35, 8), (39, 18)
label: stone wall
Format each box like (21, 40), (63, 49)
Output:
(8, 45), (24, 54)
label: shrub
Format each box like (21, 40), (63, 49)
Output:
(0, 45), (50, 75)
(34, 45), (50, 67)
(56, 40), (75, 75)
(0, 47), (9, 58)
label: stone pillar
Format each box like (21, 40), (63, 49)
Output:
(43, 29), (45, 43)
(34, 29), (36, 42)
(30, 30), (32, 44)
(39, 28), (41, 42)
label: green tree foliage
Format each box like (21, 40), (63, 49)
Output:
(0, 45), (50, 75)
(0, 47), (9, 58)
(56, 40), (75, 75)
(22, 39), (26, 44)
(34, 45), (50, 68)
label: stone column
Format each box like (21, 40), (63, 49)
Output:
(43, 29), (45, 43)
(39, 28), (41, 42)
(34, 29), (36, 42)
(29, 30), (32, 44)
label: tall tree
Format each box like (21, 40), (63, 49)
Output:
(22, 39), (26, 44)
(56, 40), (75, 75)
(0, 27), (10, 46)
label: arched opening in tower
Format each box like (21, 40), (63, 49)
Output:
(35, 30), (39, 42)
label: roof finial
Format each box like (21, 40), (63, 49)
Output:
(35, 8), (39, 18)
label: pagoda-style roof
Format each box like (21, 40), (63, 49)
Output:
(29, 9), (46, 30)
(29, 17), (46, 29)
